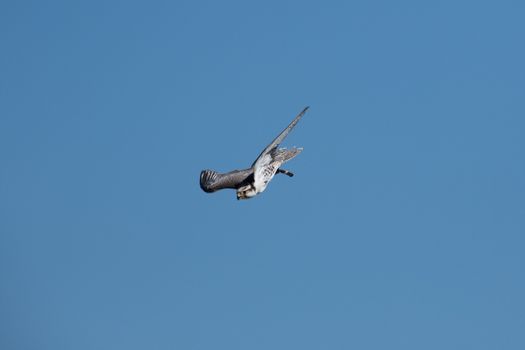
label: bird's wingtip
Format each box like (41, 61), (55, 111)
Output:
(200, 169), (218, 193)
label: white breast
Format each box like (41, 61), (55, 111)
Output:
(253, 162), (281, 194)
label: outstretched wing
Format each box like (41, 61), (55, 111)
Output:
(251, 106), (309, 168)
(251, 107), (308, 194)
(200, 168), (254, 193)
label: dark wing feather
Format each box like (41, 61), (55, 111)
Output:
(200, 168), (254, 193)
(252, 106), (309, 167)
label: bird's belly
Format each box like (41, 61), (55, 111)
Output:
(253, 163), (280, 194)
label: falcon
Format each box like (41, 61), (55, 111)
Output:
(200, 107), (309, 200)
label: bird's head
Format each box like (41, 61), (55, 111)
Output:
(236, 185), (257, 200)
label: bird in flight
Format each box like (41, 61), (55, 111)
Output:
(200, 107), (309, 200)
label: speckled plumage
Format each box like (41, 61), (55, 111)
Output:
(200, 107), (308, 200)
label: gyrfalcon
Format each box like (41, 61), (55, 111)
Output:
(200, 107), (308, 200)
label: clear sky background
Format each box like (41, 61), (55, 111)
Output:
(1, 1), (524, 349)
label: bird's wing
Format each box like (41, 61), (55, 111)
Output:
(251, 106), (309, 168)
(251, 107), (308, 193)
(200, 168), (254, 193)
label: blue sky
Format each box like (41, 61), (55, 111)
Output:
(1, 1), (524, 349)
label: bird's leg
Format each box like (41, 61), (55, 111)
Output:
(277, 168), (294, 177)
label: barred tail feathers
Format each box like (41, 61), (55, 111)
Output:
(275, 147), (303, 164)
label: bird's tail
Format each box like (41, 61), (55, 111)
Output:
(275, 147), (303, 164)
